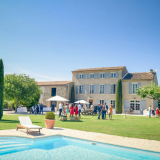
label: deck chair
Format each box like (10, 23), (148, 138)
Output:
(16, 116), (42, 135)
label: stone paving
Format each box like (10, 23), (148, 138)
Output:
(0, 127), (160, 153)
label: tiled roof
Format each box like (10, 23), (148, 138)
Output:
(72, 66), (126, 72)
(37, 81), (72, 86)
(122, 72), (155, 80)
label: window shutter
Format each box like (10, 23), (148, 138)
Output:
(76, 85), (78, 94)
(108, 72), (110, 78)
(87, 84), (89, 94)
(138, 82), (141, 89)
(83, 74), (86, 79)
(87, 73), (89, 79)
(94, 73), (97, 79)
(94, 84), (96, 94)
(140, 100), (146, 110)
(76, 74), (79, 79)
(108, 83), (110, 94)
(83, 84), (85, 94)
(115, 83), (117, 94)
(105, 73), (107, 78)
(97, 84), (99, 94)
(104, 84), (107, 94)
(129, 83), (132, 94)
(107, 99), (110, 108)
(96, 99), (99, 104)
(97, 73), (99, 79)
(116, 72), (119, 78)
(124, 100), (130, 111)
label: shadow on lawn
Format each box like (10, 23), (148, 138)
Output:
(61, 120), (83, 123)
(1, 119), (19, 123)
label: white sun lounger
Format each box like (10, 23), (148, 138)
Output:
(16, 116), (42, 135)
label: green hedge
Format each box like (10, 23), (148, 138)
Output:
(45, 112), (55, 119)
(116, 79), (122, 113)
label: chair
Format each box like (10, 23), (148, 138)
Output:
(16, 116), (42, 135)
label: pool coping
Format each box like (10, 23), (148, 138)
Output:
(0, 127), (160, 153)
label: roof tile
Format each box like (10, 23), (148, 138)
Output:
(37, 81), (72, 86)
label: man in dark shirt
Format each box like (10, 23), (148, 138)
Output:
(97, 104), (102, 119)
(51, 102), (55, 112)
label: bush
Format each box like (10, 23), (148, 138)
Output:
(45, 112), (55, 119)
(116, 79), (122, 113)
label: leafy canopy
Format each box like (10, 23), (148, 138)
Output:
(136, 82), (160, 100)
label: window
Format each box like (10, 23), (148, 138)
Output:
(79, 85), (83, 94)
(100, 73), (105, 78)
(130, 100), (140, 110)
(51, 88), (56, 96)
(132, 84), (138, 94)
(111, 84), (116, 94)
(111, 100), (115, 109)
(90, 74), (94, 79)
(111, 72), (116, 78)
(100, 100), (104, 105)
(79, 74), (84, 79)
(100, 85), (104, 94)
(89, 85), (94, 94)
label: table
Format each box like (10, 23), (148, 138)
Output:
(17, 107), (27, 113)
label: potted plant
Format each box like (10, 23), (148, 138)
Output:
(44, 112), (56, 129)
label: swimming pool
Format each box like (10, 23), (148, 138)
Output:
(0, 136), (159, 160)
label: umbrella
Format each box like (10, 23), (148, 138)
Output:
(46, 95), (69, 101)
(74, 100), (89, 104)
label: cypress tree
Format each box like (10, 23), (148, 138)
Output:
(71, 84), (75, 103)
(0, 59), (4, 120)
(116, 79), (122, 113)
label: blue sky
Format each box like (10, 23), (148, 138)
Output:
(0, 0), (160, 83)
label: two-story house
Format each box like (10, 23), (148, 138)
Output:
(72, 66), (158, 114)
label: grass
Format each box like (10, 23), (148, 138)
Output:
(1, 114), (160, 141)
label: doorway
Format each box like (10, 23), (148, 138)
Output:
(89, 99), (93, 108)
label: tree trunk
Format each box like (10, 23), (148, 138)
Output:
(15, 98), (18, 113)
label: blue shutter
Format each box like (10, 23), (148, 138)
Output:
(115, 83), (117, 94)
(104, 99), (106, 104)
(76, 85), (78, 94)
(94, 73), (97, 79)
(116, 72), (119, 78)
(96, 99), (99, 104)
(87, 73), (89, 79)
(87, 84), (89, 94)
(83, 74), (86, 79)
(97, 73), (99, 79)
(108, 72), (110, 78)
(129, 83), (132, 94)
(83, 84), (85, 94)
(138, 82), (141, 89)
(94, 84), (96, 94)
(108, 83), (110, 94)
(97, 84), (99, 94)
(107, 99), (110, 108)
(76, 74), (79, 79)
(140, 100), (146, 111)
(104, 84), (107, 94)
(124, 100), (130, 111)
(105, 73), (107, 78)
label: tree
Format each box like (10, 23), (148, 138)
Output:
(136, 82), (160, 100)
(71, 84), (75, 103)
(116, 79), (122, 113)
(4, 74), (42, 112)
(0, 59), (4, 120)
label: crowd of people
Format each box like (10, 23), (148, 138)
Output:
(31, 103), (44, 114)
(148, 105), (159, 118)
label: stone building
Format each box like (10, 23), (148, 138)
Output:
(38, 81), (73, 109)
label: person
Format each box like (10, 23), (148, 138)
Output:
(156, 106), (159, 118)
(97, 104), (102, 119)
(104, 103), (108, 110)
(78, 103), (81, 117)
(51, 102), (55, 112)
(62, 102), (64, 114)
(152, 106), (155, 116)
(59, 102), (63, 118)
(109, 104), (113, 120)
(102, 105), (106, 120)
(70, 104), (74, 117)
(31, 105), (35, 114)
(36, 103), (40, 114)
(40, 103), (43, 114)
(84, 104), (87, 110)
(75, 105), (78, 117)
(149, 105), (151, 118)
(65, 104), (68, 114)
(91, 104), (94, 114)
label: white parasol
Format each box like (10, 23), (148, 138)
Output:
(74, 100), (89, 104)
(46, 95), (69, 102)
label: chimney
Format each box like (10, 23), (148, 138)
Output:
(150, 69), (153, 72)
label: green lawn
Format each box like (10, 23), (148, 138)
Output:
(1, 114), (160, 141)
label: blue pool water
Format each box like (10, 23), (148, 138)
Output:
(0, 136), (160, 160)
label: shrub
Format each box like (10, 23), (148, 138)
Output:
(45, 112), (55, 119)
(116, 79), (122, 113)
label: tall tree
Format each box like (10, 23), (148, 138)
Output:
(71, 84), (75, 103)
(0, 59), (4, 120)
(136, 82), (160, 100)
(4, 74), (42, 112)
(116, 79), (122, 113)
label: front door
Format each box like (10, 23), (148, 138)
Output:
(89, 99), (93, 108)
